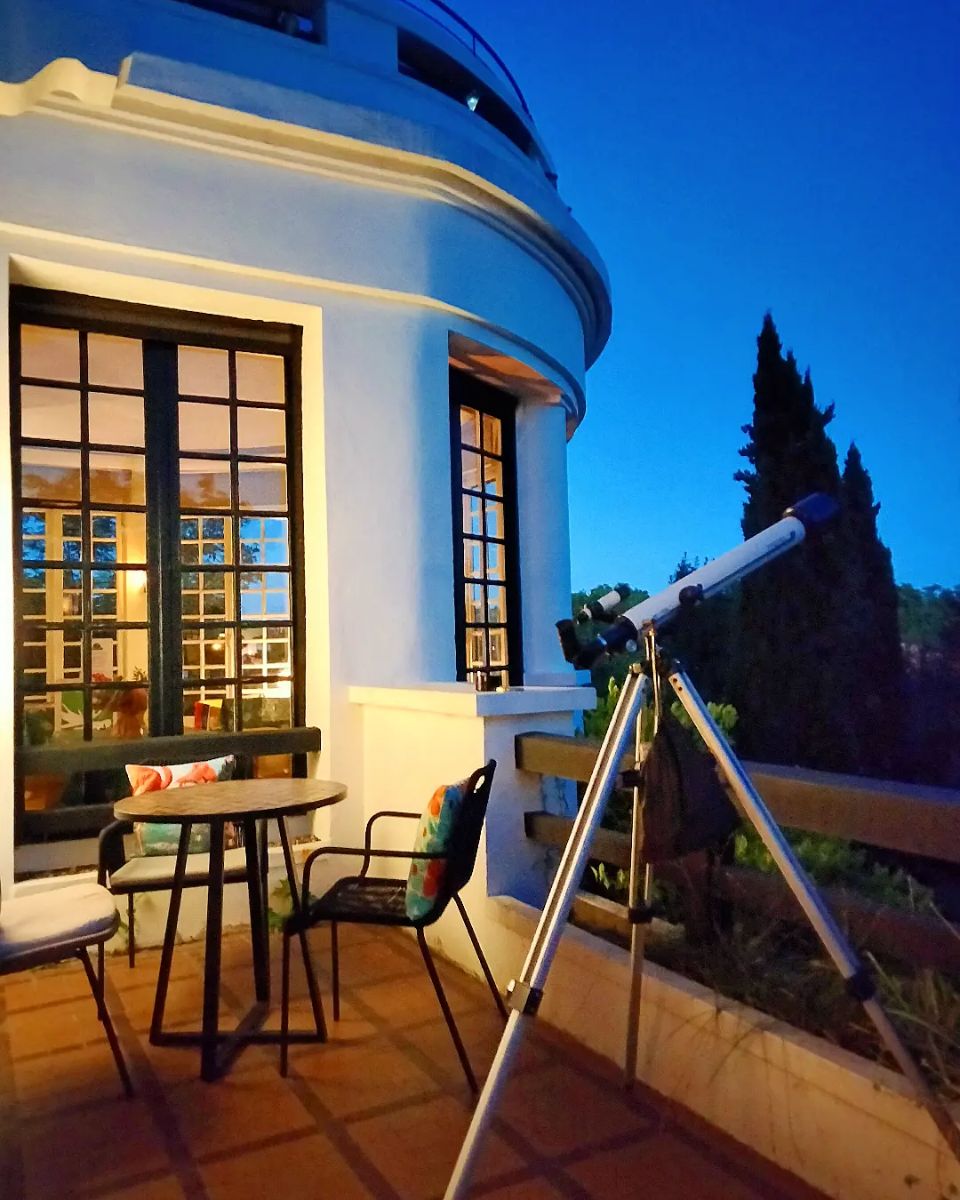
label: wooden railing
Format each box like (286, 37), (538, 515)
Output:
(516, 733), (960, 972)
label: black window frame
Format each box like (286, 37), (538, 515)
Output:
(9, 287), (310, 842)
(449, 368), (523, 689)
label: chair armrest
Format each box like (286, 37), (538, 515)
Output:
(300, 844), (444, 910)
(98, 819), (134, 885)
(363, 809), (419, 854)
(361, 809), (419, 877)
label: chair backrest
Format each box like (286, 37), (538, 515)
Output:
(432, 759), (496, 912)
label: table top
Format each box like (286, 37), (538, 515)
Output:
(114, 777), (347, 823)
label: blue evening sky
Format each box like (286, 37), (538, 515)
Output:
(452, 0), (959, 593)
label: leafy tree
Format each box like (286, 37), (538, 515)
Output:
(836, 444), (906, 775)
(733, 314), (849, 770)
(899, 583), (960, 785)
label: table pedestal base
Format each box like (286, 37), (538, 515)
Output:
(149, 816), (326, 1081)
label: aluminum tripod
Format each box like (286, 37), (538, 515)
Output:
(444, 643), (960, 1200)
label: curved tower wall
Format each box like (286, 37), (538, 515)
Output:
(0, 0), (610, 887)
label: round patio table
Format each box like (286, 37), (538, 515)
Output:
(115, 778), (346, 1081)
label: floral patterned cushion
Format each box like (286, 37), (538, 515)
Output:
(405, 781), (466, 921)
(125, 756), (235, 856)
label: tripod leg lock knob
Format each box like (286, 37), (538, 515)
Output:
(845, 966), (876, 1002)
(628, 904), (656, 925)
(506, 979), (543, 1017)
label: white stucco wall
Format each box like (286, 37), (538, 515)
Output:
(0, 21), (610, 886)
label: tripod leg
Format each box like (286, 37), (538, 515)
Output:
(669, 667), (960, 1163)
(624, 863), (654, 1089)
(444, 666), (648, 1200)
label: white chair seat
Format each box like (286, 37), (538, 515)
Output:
(0, 882), (117, 964)
(111, 846), (249, 888)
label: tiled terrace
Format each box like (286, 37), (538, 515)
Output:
(0, 924), (826, 1200)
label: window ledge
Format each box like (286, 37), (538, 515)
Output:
(347, 683), (596, 717)
(16, 726), (321, 776)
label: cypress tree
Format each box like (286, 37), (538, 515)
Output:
(838, 444), (906, 775)
(733, 315), (849, 769)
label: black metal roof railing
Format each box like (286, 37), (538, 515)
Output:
(175, 1), (534, 131)
(394, 0), (531, 116)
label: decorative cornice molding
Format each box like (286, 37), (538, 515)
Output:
(0, 56), (609, 390)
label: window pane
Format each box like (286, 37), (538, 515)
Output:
(112, 569), (149, 621)
(461, 450), (482, 492)
(22, 446), (82, 502)
(483, 458), (503, 496)
(87, 334), (143, 390)
(482, 414), (502, 456)
(89, 451), (146, 505)
(236, 352), (284, 404)
(465, 584), (484, 623)
(486, 542), (505, 580)
(238, 462), (286, 511)
(464, 540), (484, 580)
(179, 402), (230, 454)
(466, 628), (486, 670)
(489, 627), (508, 667)
(182, 627), (235, 680)
(241, 625), (291, 674)
(240, 516), (289, 565)
(238, 406), (285, 457)
(180, 516), (232, 565)
(91, 628), (150, 684)
(21, 510), (47, 562)
(106, 511), (147, 564)
(487, 586), (506, 624)
(89, 392), (145, 447)
(92, 682), (150, 739)
(178, 346), (229, 398)
(21, 386), (81, 442)
(184, 685), (236, 733)
(180, 460), (231, 509)
(240, 571), (290, 620)
(21, 326), (79, 382)
(19, 635), (85, 685)
(182, 571), (231, 619)
(241, 682), (292, 729)
(485, 500), (504, 539)
(462, 494), (482, 536)
(460, 406), (480, 448)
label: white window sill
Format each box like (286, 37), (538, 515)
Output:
(347, 683), (596, 717)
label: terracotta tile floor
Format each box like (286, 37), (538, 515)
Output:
(0, 924), (826, 1200)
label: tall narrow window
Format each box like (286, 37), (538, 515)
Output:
(10, 289), (305, 841)
(450, 370), (522, 689)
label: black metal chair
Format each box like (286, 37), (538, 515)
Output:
(97, 753), (269, 988)
(0, 879), (133, 1097)
(280, 760), (506, 1089)
(97, 818), (265, 985)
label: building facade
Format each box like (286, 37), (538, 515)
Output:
(0, 0), (610, 915)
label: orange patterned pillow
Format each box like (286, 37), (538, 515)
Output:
(126, 756), (235, 855)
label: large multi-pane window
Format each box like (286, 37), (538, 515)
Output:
(10, 289), (305, 835)
(450, 370), (522, 690)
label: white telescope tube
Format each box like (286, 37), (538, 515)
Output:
(563, 494), (837, 669)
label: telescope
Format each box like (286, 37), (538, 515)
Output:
(558, 492), (838, 670)
(445, 488), (960, 1200)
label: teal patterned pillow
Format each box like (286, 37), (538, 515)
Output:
(405, 782), (465, 921)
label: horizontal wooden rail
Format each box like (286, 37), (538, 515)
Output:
(17, 726), (322, 776)
(516, 732), (960, 865)
(526, 812), (960, 973)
